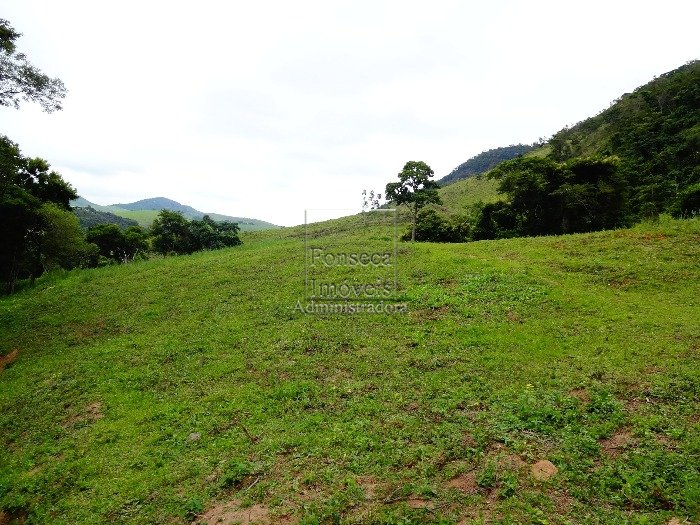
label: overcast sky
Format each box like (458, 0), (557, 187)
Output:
(2, 1), (698, 226)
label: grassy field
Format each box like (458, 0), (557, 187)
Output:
(1, 214), (699, 524)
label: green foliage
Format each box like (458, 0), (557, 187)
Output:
(72, 206), (139, 229)
(151, 210), (242, 255)
(549, 60), (700, 218)
(189, 215), (242, 251)
(38, 203), (97, 271)
(386, 161), (441, 241)
(404, 208), (470, 242)
(473, 155), (629, 239)
(151, 210), (193, 255)
(86, 224), (149, 263)
(671, 182), (700, 217)
(471, 201), (519, 240)
(0, 135), (79, 292)
(0, 18), (66, 112)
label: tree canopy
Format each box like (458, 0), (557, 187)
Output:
(0, 18), (66, 112)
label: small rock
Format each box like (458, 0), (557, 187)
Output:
(187, 432), (201, 442)
(531, 459), (558, 481)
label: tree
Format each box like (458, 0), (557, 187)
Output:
(189, 215), (241, 251)
(37, 203), (97, 272)
(361, 189), (382, 212)
(151, 210), (193, 255)
(0, 135), (78, 292)
(86, 224), (149, 262)
(385, 161), (441, 241)
(0, 19), (66, 112)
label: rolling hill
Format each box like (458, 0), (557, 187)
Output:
(70, 197), (279, 231)
(1, 213), (699, 524)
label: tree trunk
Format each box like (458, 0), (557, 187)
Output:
(411, 203), (417, 242)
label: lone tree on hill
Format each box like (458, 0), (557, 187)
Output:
(385, 161), (441, 241)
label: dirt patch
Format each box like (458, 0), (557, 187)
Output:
(357, 476), (383, 500)
(446, 471), (479, 494)
(550, 490), (574, 512)
(568, 388), (590, 404)
(624, 396), (650, 413)
(0, 508), (28, 525)
(193, 500), (294, 525)
(0, 349), (19, 373)
(62, 401), (104, 428)
(499, 454), (526, 469)
(655, 433), (677, 450)
(665, 519), (691, 525)
(406, 497), (433, 509)
(600, 429), (636, 459)
(410, 306), (450, 322)
(506, 310), (522, 323)
(461, 431), (478, 448)
(531, 460), (558, 481)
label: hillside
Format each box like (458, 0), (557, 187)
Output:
(2, 214), (699, 524)
(113, 197), (202, 217)
(438, 144), (536, 186)
(549, 60), (699, 215)
(72, 206), (139, 230)
(71, 196), (279, 231)
(437, 175), (501, 213)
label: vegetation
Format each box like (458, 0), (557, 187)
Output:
(437, 144), (536, 186)
(0, 135), (92, 292)
(151, 210), (241, 256)
(549, 60), (699, 219)
(86, 224), (149, 264)
(1, 134), (243, 293)
(0, 18), (66, 112)
(71, 196), (279, 231)
(72, 206), (139, 230)
(1, 215), (699, 524)
(386, 161), (441, 241)
(416, 62), (699, 244)
(1, 17), (698, 524)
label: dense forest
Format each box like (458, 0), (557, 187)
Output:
(549, 59), (700, 220)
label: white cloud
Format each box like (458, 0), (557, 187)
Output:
(2, 0), (699, 225)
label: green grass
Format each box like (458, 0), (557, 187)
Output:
(107, 208), (160, 228)
(1, 215), (699, 524)
(437, 176), (501, 214)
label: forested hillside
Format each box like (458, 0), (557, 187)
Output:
(411, 61), (700, 243)
(438, 144), (536, 186)
(72, 206), (138, 229)
(549, 60), (699, 218)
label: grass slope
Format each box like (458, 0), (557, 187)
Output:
(437, 176), (501, 214)
(1, 216), (699, 524)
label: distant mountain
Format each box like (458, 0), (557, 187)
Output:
(73, 206), (139, 230)
(438, 144), (536, 186)
(113, 197), (202, 217)
(70, 196), (279, 231)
